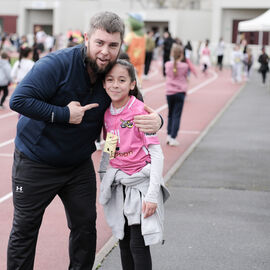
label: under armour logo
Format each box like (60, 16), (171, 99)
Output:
(15, 186), (23, 193)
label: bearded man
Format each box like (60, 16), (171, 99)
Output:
(7, 11), (162, 270)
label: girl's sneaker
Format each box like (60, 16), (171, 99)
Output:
(169, 138), (179, 146)
(166, 135), (171, 144)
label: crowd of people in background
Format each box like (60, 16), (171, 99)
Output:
(1, 21), (269, 115)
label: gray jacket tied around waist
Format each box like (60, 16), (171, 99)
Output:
(99, 164), (170, 246)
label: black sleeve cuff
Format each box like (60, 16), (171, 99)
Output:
(159, 114), (164, 129)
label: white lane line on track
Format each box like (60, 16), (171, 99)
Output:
(0, 139), (14, 203)
(180, 130), (200, 134)
(0, 139), (15, 148)
(142, 69), (217, 96)
(0, 139), (14, 204)
(151, 70), (218, 114)
(142, 82), (165, 95)
(0, 192), (13, 204)
(160, 129), (200, 135)
(0, 153), (13, 157)
(187, 70), (218, 95)
(0, 111), (17, 120)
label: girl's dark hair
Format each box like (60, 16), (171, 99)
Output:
(18, 46), (33, 68)
(112, 59), (144, 101)
(19, 46), (33, 61)
(118, 50), (130, 61)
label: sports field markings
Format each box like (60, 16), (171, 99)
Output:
(0, 153), (13, 157)
(160, 129), (200, 135)
(187, 70), (218, 95)
(143, 69), (217, 96)
(0, 111), (17, 120)
(0, 139), (15, 204)
(0, 139), (14, 148)
(152, 70), (218, 115)
(0, 192), (12, 204)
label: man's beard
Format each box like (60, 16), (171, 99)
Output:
(87, 57), (115, 75)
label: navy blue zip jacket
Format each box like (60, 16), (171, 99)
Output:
(10, 44), (111, 167)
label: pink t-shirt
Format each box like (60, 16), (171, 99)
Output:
(104, 96), (160, 175)
(165, 61), (189, 95)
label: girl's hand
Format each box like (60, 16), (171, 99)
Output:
(142, 201), (157, 218)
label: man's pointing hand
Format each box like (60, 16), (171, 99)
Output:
(68, 101), (99, 124)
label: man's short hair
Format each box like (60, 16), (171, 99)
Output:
(88, 11), (125, 41)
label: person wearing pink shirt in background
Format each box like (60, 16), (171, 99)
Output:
(165, 44), (189, 146)
(200, 39), (211, 74)
(99, 59), (169, 270)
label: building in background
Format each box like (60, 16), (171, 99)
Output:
(0, 0), (269, 43)
(0, 0), (269, 64)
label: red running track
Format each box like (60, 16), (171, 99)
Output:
(0, 60), (243, 269)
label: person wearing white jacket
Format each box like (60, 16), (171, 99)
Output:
(0, 52), (12, 109)
(11, 46), (34, 84)
(230, 44), (243, 83)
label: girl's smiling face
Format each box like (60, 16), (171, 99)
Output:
(104, 64), (136, 108)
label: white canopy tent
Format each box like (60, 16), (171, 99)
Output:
(238, 9), (270, 45)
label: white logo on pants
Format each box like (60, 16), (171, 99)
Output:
(15, 186), (23, 193)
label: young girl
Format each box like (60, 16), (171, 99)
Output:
(99, 59), (169, 270)
(11, 46), (34, 84)
(200, 39), (211, 74)
(165, 44), (189, 146)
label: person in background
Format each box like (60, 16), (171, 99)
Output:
(184, 40), (197, 77)
(7, 11), (162, 270)
(216, 37), (225, 71)
(243, 47), (253, 81)
(165, 44), (189, 146)
(196, 40), (202, 65)
(124, 13), (146, 85)
(143, 30), (155, 79)
(32, 37), (40, 62)
(258, 46), (269, 86)
(99, 59), (169, 270)
(0, 52), (12, 109)
(200, 39), (211, 74)
(230, 44), (243, 83)
(11, 46), (34, 84)
(35, 26), (47, 53)
(18, 35), (29, 50)
(184, 40), (192, 61)
(162, 31), (174, 76)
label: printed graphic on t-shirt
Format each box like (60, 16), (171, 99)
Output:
(120, 119), (134, 128)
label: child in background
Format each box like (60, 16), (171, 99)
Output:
(165, 44), (189, 146)
(200, 39), (211, 74)
(99, 59), (169, 270)
(0, 52), (12, 109)
(11, 46), (34, 84)
(230, 44), (243, 83)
